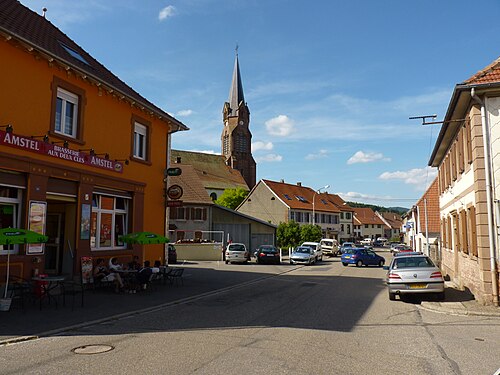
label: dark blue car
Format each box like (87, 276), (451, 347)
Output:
(341, 247), (385, 267)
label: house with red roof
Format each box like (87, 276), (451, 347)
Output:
(429, 56), (500, 305)
(352, 207), (388, 241)
(237, 179), (352, 240)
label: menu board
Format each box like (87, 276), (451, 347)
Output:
(27, 201), (47, 254)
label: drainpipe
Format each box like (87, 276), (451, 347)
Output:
(471, 88), (499, 306)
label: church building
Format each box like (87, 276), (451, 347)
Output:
(221, 52), (256, 189)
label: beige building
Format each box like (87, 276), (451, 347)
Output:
(429, 57), (500, 305)
(352, 207), (388, 241)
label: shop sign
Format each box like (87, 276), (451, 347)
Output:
(0, 130), (123, 173)
(166, 200), (183, 207)
(167, 184), (183, 200)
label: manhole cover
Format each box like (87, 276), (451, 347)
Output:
(72, 344), (114, 355)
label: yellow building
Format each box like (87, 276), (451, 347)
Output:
(0, 1), (187, 280)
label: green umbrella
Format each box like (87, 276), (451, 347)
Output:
(118, 231), (169, 245)
(0, 228), (48, 299)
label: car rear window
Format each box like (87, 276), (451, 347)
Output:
(261, 248), (277, 253)
(393, 257), (435, 269)
(344, 248), (358, 255)
(229, 244), (245, 251)
(295, 247), (311, 253)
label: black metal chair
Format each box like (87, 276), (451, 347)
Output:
(166, 268), (184, 286)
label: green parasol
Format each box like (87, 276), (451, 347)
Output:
(118, 231), (169, 245)
(0, 228), (48, 299)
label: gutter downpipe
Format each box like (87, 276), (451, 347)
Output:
(471, 88), (499, 306)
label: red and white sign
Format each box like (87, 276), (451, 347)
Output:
(0, 130), (123, 173)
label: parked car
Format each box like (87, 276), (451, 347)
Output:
(320, 238), (339, 257)
(377, 237), (388, 244)
(372, 240), (384, 247)
(225, 243), (249, 264)
(384, 254), (445, 301)
(391, 244), (412, 254)
(301, 241), (323, 261)
(360, 238), (372, 245)
(341, 247), (385, 267)
(290, 246), (316, 265)
(167, 244), (177, 264)
(255, 245), (280, 264)
(339, 242), (355, 255)
(394, 251), (423, 257)
(390, 242), (403, 250)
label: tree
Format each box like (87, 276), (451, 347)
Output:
(215, 187), (249, 210)
(276, 221), (301, 250)
(300, 224), (322, 243)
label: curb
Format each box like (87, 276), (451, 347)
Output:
(419, 301), (500, 317)
(0, 265), (303, 347)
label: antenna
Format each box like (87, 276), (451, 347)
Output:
(42, 8), (47, 18)
(409, 114), (437, 125)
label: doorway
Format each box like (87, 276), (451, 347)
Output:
(44, 213), (64, 274)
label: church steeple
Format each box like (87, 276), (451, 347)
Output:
(221, 49), (256, 189)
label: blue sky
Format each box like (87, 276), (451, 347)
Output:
(19, 0), (500, 207)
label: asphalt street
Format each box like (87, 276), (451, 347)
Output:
(1, 254), (499, 375)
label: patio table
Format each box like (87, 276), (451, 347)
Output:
(32, 275), (66, 310)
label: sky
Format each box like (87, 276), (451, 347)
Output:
(18, 0), (500, 208)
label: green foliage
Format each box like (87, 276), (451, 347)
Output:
(215, 187), (249, 210)
(300, 224), (322, 243)
(276, 221), (301, 249)
(346, 202), (407, 215)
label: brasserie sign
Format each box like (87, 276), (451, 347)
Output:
(0, 130), (123, 173)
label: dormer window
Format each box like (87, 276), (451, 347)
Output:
(284, 194), (292, 200)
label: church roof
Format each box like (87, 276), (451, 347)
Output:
(228, 54), (245, 116)
(171, 150), (248, 191)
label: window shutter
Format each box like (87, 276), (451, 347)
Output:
(202, 208), (207, 221)
(469, 206), (477, 256)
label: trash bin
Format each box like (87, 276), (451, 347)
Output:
(34, 274), (48, 297)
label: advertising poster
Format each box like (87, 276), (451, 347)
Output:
(81, 256), (93, 284)
(27, 200), (47, 254)
(80, 204), (91, 240)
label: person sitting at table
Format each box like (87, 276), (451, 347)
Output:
(152, 260), (162, 273)
(136, 260), (153, 290)
(109, 257), (123, 272)
(128, 255), (141, 271)
(94, 258), (124, 292)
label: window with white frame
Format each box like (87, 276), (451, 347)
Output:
(133, 122), (147, 160)
(0, 186), (22, 254)
(55, 88), (78, 138)
(90, 194), (129, 250)
(193, 207), (204, 221)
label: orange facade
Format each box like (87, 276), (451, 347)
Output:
(0, 23), (184, 280)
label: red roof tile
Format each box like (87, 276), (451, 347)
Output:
(463, 56), (500, 85)
(352, 207), (386, 226)
(415, 178), (440, 233)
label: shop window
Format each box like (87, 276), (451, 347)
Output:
(133, 122), (147, 160)
(90, 193), (129, 250)
(0, 187), (22, 254)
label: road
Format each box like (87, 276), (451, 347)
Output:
(1, 254), (499, 375)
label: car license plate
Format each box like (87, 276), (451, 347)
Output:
(409, 283), (426, 289)
(266, 254), (274, 257)
(345, 256), (350, 259)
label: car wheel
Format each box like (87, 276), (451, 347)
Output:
(342, 262), (348, 267)
(356, 260), (363, 267)
(320, 256), (323, 261)
(389, 292), (396, 301)
(437, 291), (445, 301)
(225, 260), (229, 264)
(378, 260), (384, 267)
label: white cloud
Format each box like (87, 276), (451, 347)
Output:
(177, 109), (193, 117)
(305, 150), (329, 160)
(256, 154), (283, 163)
(252, 141), (273, 152)
(347, 151), (391, 165)
(159, 5), (176, 21)
(379, 166), (437, 189)
(265, 115), (295, 137)
(186, 149), (219, 155)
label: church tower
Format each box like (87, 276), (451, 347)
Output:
(221, 51), (256, 189)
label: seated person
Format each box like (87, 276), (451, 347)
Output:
(152, 260), (162, 273)
(128, 255), (141, 271)
(136, 260), (153, 289)
(94, 258), (124, 292)
(109, 257), (123, 272)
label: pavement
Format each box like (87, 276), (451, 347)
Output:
(0, 262), (499, 347)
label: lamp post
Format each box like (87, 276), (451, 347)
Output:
(312, 185), (330, 226)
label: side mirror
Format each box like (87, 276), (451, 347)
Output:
(383, 266), (389, 271)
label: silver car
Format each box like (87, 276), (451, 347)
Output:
(225, 243), (249, 264)
(385, 254), (445, 301)
(290, 246), (316, 265)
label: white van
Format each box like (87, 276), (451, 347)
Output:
(320, 238), (339, 257)
(301, 242), (323, 261)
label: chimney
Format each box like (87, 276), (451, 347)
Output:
(42, 8), (47, 18)
(297, 182), (301, 186)
(280, 179), (284, 183)
(176, 156), (181, 164)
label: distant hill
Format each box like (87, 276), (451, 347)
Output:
(346, 202), (408, 215)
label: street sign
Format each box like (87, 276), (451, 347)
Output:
(165, 167), (182, 177)
(166, 200), (183, 207)
(167, 184), (183, 200)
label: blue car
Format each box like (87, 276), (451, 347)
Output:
(341, 247), (385, 267)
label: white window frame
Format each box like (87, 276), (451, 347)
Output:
(55, 88), (78, 138)
(90, 194), (129, 251)
(0, 187), (22, 255)
(133, 122), (147, 160)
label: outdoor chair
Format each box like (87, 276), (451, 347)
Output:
(61, 278), (84, 310)
(7, 275), (34, 311)
(166, 268), (184, 286)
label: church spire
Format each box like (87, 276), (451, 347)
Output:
(228, 47), (245, 116)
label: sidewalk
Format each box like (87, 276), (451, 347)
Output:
(420, 281), (500, 317)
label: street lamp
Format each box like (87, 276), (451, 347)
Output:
(312, 184), (330, 226)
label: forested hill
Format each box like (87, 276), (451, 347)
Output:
(346, 202), (408, 215)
